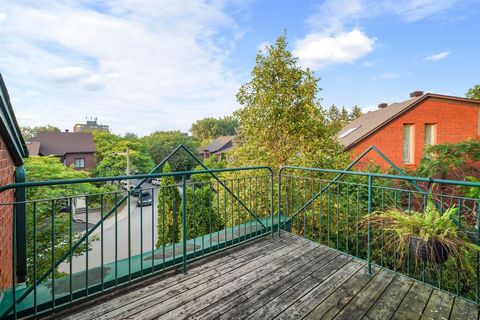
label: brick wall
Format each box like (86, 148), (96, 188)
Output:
(349, 98), (480, 169)
(0, 134), (15, 291)
(64, 152), (95, 170)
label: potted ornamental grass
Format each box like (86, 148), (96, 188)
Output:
(362, 202), (479, 277)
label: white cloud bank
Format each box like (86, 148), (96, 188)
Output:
(0, 1), (244, 135)
(296, 0), (469, 70)
(294, 29), (375, 69)
(426, 51), (451, 61)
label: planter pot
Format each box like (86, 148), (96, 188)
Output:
(409, 236), (449, 264)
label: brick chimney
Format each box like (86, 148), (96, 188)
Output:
(409, 91), (424, 98)
(378, 103), (388, 109)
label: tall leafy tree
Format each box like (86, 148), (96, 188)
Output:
(466, 85), (480, 99)
(231, 34), (347, 171)
(21, 125), (61, 142)
(142, 131), (199, 172)
(24, 156), (106, 281)
(190, 116), (238, 144)
(156, 162), (181, 247)
(93, 131), (154, 177)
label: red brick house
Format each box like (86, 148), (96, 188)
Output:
(0, 74), (28, 296)
(198, 136), (235, 161)
(28, 132), (96, 170)
(338, 91), (480, 169)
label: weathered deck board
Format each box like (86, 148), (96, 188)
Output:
(362, 275), (413, 320)
(57, 234), (478, 320)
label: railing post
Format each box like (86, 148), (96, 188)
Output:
(271, 172), (274, 238)
(277, 172), (282, 237)
(182, 175), (188, 274)
(367, 175), (373, 275)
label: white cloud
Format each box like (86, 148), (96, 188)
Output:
(0, 1), (245, 135)
(296, 0), (470, 70)
(426, 51), (451, 61)
(294, 29), (375, 69)
(46, 67), (90, 83)
(0, 12), (6, 22)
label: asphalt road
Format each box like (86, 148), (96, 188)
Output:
(59, 184), (161, 274)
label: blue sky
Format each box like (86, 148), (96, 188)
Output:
(0, 0), (479, 135)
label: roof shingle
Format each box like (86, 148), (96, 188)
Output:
(31, 132), (95, 156)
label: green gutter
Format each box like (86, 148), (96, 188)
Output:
(14, 167), (26, 283)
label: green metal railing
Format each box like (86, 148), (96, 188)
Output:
(2, 162), (480, 319)
(278, 166), (480, 304)
(0, 166), (275, 319)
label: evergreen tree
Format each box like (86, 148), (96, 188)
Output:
(349, 105), (363, 121)
(156, 162), (181, 247)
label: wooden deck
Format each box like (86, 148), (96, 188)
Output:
(56, 233), (478, 320)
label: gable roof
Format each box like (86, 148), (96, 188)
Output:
(26, 141), (41, 156)
(338, 93), (480, 150)
(31, 132), (95, 156)
(199, 136), (235, 153)
(0, 74), (28, 165)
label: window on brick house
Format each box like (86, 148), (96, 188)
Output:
(74, 158), (85, 169)
(402, 124), (414, 164)
(424, 124), (436, 158)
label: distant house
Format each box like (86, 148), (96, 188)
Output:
(73, 118), (109, 133)
(28, 132), (96, 170)
(0, 74), (28, 291)
(338, 91), (480, 169)
(198, 136), (235, 161)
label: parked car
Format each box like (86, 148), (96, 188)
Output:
(151, 178), (161, 186)
(137, 191), (152, 206)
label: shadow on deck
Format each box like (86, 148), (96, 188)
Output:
(48, 233), (478, 320)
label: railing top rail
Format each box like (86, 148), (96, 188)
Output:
(0, 166), (274, 192)
(279, 166), (480, 188)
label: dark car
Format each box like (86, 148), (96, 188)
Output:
(136, 191), (152, 206)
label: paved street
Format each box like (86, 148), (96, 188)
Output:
(59, 183), (161, 274)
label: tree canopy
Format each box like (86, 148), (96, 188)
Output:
(24, 156), (107, 281)
(93, 131), (155, 177)
(230, 33), (348, 171)
(142, 131), (199, 172)
(190, 116), (238, 145)
(21, 125), (61, 142)
(466, 85), (480, 100)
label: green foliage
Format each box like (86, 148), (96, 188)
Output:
(349, 105), (363, 121)
(142, 131), (199, 172)
(156, 162), (181, 247)
(21, 125), (61, 142)
(182, 184), (223, 239)
(466, 176), (480, 199)
(232, 33), (348, 171)
(93, 131), (154, 177)
(190, 156), (228, 182)
(190, 116), (238, 143)
(466, 84), (480, 99)
(417, 140), (480, 177)
(363, 202), (479, 278)
(24, 156), (106, 282)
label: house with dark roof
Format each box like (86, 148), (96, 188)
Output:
(28, 132), (96, 170)
(0, 74), (28, 293)
(198, 136), (235, 161)
(338, 91), (480, 168)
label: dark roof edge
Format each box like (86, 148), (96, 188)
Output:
(0, 74), (28, 166)
(344, 93), (480, 150)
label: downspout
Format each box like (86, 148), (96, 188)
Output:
(14, 166), (26, 283)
